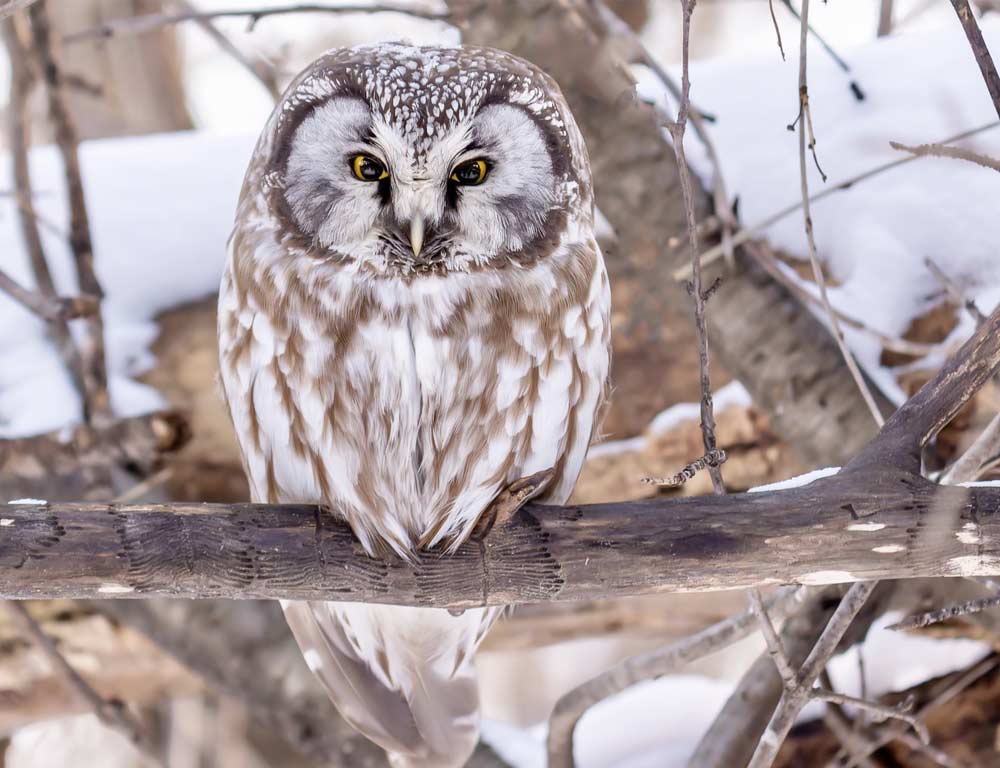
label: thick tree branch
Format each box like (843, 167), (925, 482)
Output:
(1, 471), (998, 602)
(1, 306), (999, 601)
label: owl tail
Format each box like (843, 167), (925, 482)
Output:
(282, 600), (498, 768)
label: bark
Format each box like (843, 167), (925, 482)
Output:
(3, 471), (997, 604)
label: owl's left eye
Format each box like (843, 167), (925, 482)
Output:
(450, 159), (489, 186)
(351, 154), (389, 182)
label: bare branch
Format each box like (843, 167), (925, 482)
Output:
(662, 0), (726, 494)
(546, 587), (808, 768)
(171, 0), (280, 100)
(1, 15), (89, 409)
(641, 448), (726, 487)
(889, 594), (1000, 631)
(949, 0), (1000, 118)
(792, 0), (885, 428)
(28, 0), (111, 424)
(1, 305), (998, 599)
(891, 139), (1000, 172)
(768, 0), (786, 59)
(925, 256), (989, 326)
(941, 412), (1000, 484)
(878, 0), (894, 36)
(812, 689), (929, 745)
(745, 240), (939, 358)
(749, 588), (797, 688)
(0, 265), (97, 321)
(4, 602), (161, 764)
(678, 121), (1000, 281)
(63, 2), (447, 44)
(747, 581), (878, 768)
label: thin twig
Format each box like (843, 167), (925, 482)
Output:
(780, 0), (865, 100)
(598, 0), (739, 280)
(640, 448), (726, 487)
(29, 0), (111, 424)
(747, 581), (878, 768)
(677, 121), (1000, 281)
(1, 15), (89, 405)
(768, 0), (786, 59)
(744, 240), (939, 357)
(4, 602), (162, 764)
(792, 0), (884, 428)
(891, 139), (1000, 172)
(63, 2), (447, 43)
(113, 466), (175, 504)
(941, 412), (1000, 484)
(889, 594), (1000, 631)
(663, 0), (726, 494)
(0, 265), (96, 320)
(749, 588), (797, 688)
(834, 655), (999, 768)
(546, 586), (807, 768)
(813, 689), (929, 744)
(949, 0), (1000, 118)
(171, 0), (280, 100)
(925, 256), (989, 326)
(877, 0), (894, 37)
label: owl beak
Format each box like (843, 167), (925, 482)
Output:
(409, 217), (424, 259)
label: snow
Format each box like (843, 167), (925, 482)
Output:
(0, 131), (254, 436)
(588, 381), (750, 459)
(748, 466), (840, 493)
(480, 612), (991, 767)
(637, 18), (1000, 404)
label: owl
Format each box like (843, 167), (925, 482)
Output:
(218, 44), (611, 767)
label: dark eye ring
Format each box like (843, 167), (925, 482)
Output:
(351, 154), (389, 182)
(450, 159), (488, 186)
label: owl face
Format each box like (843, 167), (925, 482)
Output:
(263, 45), (592, 275)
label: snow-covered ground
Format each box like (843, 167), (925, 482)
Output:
(639, 17), (1000, 404)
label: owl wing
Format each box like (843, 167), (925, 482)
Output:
(283, 601), (500, 768)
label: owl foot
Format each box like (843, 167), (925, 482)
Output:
(471, 468), (555, 540)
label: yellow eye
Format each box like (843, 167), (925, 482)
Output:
(450, 159), (488, 186)
(351, 155), (389, 181)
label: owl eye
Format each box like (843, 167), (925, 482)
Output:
(351, 154), (389, 182)
(450, 159), (488, 186)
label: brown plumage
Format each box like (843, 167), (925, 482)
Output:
(218, 43), (610, 766)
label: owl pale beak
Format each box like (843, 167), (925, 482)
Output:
(409, 217), (424, 259)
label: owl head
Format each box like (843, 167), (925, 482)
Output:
(253, 44), (594, 275)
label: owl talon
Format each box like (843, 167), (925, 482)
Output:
(471, 468), (556, 541)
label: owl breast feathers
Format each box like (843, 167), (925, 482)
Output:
(218, 43), (611, 767)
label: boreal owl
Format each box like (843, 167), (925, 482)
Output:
(218, 43), (611, 767)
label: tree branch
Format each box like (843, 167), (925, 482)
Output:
(950, 0), (1000, 118)
(4, 601), (161, 764)
(63, 3), (447, 44)
(28, 0), (111, 425)
(1, 305), (998, 601)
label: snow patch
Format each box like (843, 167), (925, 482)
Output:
(749, 466), (840, 493)
(846, 522), (884, 532)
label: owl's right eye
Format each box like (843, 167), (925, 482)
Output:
(351, 155), (389, 182)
